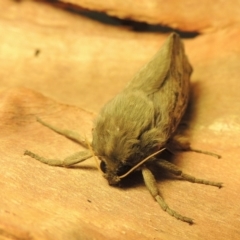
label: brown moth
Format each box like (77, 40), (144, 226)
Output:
(25, 33), (222, 224)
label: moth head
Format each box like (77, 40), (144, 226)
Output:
(98, 156), (132, 185)
(92, 128), (143, 185)
(98, 148), (165, 186)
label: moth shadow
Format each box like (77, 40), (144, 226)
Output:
(182, 81), (202, 124)
(119, 151), (180, 189)
(119, 171), (144, 188)
(119, 166), (179, 190)
(67, 165), (98, 171)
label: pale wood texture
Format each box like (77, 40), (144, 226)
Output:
(0, 0), (240, 239)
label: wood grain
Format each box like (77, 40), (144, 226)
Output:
(0, 0), (240, 239)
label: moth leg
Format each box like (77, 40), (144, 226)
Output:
(142, 166), (193, 224)
(156, 159), (223, 188)
(168, 135), (221, 159)
(37, 118), (89, 148)
(24, 150), (93, 167)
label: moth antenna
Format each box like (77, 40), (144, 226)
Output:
(119, 148), (166, 179)
(189, 147), (221, 159)
(85, 135), (101, 173)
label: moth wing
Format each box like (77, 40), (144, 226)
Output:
(126, 33), (187, 95)
(148, 33), (192, 138)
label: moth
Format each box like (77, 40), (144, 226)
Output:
(25, 33), (222, 224)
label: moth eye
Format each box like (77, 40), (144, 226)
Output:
(100, 161), (107, 173)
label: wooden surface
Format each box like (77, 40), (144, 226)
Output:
(0, 1), (240, 239)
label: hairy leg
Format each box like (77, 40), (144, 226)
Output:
(37, 118), (90, 148)
(24, 118), (93, 166)
(24, 150), (92, 167)
(142, 166), (193, 224)
(156, 159), (222, 188)
(167, 134), (221, 159)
